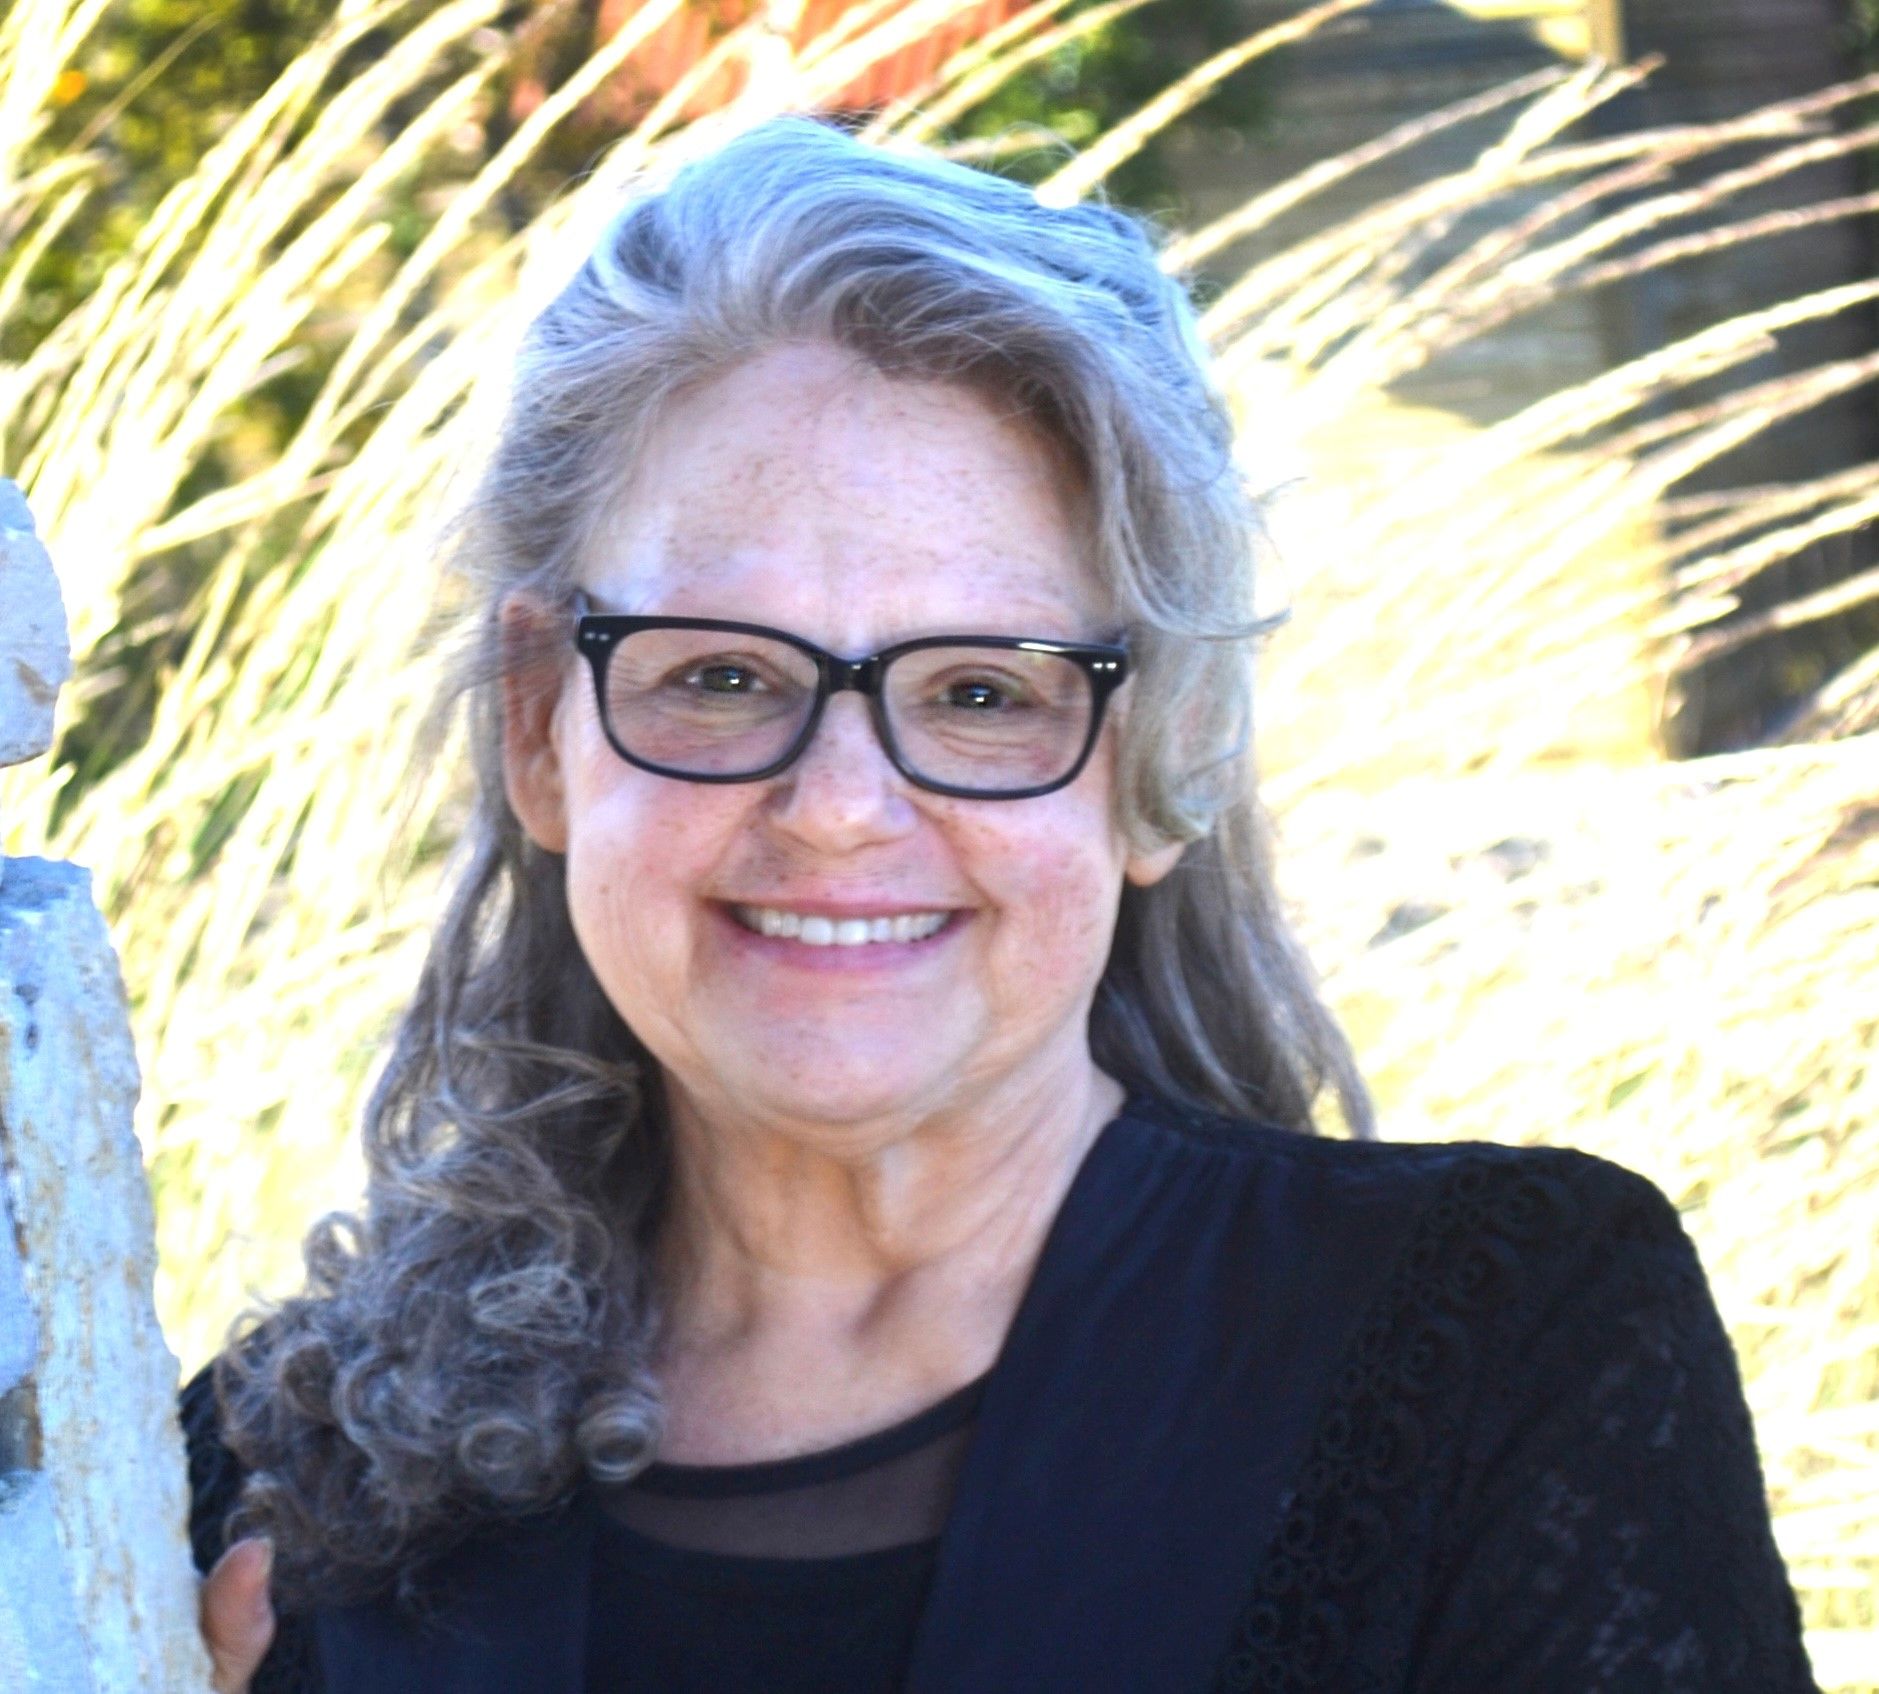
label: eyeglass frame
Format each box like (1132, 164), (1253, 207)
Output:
(571, 592), (1131, 800)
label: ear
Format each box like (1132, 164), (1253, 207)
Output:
(1123, 836), (1185, 889)
(499, 591), (573, 855)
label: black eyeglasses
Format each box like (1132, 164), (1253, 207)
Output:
(572, 594), (1129, 800)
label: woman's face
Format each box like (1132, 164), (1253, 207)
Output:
(505, 342), (1178, 1140)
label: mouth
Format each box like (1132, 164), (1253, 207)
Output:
(729, 905), (956, 947)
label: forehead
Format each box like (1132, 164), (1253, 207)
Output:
(581, 343), (1106, 641)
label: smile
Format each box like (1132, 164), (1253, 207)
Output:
(731, 906), (953, 946)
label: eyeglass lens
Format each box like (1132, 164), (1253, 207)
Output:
(599, 627), (1096, 793)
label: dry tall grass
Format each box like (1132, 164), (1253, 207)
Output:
(1, 0), (1873, 1682)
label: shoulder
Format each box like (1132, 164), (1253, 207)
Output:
(1121, 1089), (1681, 1266)
(1116, 1091), (1714, 1416)
(1163, 1103), (1808, 1689)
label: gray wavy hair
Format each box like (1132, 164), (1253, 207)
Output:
(219, 115), (1370, 1608)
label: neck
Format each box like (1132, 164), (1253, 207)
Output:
(651, 1053), (1123, 1395)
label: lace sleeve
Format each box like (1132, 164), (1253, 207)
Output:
(179, 1364), (324, 1694)
(1408, 1168), (1819, 1693)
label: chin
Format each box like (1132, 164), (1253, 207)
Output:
(724, 1049), (962, 1132)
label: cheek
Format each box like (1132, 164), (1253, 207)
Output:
(562, 818), (656, 1005)
(955, 805), (1128, 971)
(559, 769), (738, 982)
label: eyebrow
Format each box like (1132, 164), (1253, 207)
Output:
(571, 590), (1116, 646)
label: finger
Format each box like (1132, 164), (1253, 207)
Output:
(201, 1537), (276, 1694)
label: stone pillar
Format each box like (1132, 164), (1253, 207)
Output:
(0, 482), (215, 1693)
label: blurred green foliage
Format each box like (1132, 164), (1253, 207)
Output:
(10, 1), (333, 353)
(927, 1), (1271, 206)
(1854, 0), (1879, 73)
(18, 1), (1264, 357)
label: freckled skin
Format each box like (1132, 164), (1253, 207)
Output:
(505, 343), (1180, 1455)
(543, 343), (1169, 1140)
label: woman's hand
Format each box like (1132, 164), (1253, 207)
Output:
(200, 1537), (276, 1694)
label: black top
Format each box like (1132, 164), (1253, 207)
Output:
(585, 1371), (984, 1692)
(182, 1092), (1819, 1693)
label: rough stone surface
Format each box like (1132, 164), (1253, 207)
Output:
(1, 484), (213, 1691)
(0, 860), (216, 1694)
(0, 1471), (93, 1694)
(0, 1179), (35, 1397)
(0, 479), (72, 768)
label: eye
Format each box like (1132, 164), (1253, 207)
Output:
(932, 668), (1039, 712)
(945, 678), (1009, 710)
(686, 659), (769, 695)
(656, 649), (799, 701)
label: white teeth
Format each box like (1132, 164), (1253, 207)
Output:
(734, 905), (950, 945)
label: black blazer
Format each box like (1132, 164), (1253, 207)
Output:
(186, 1096), (1819, 1692)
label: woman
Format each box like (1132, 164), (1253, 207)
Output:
(186, 117), (1818, 1693)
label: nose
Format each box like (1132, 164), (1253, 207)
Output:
(765, 693), (917, 851)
